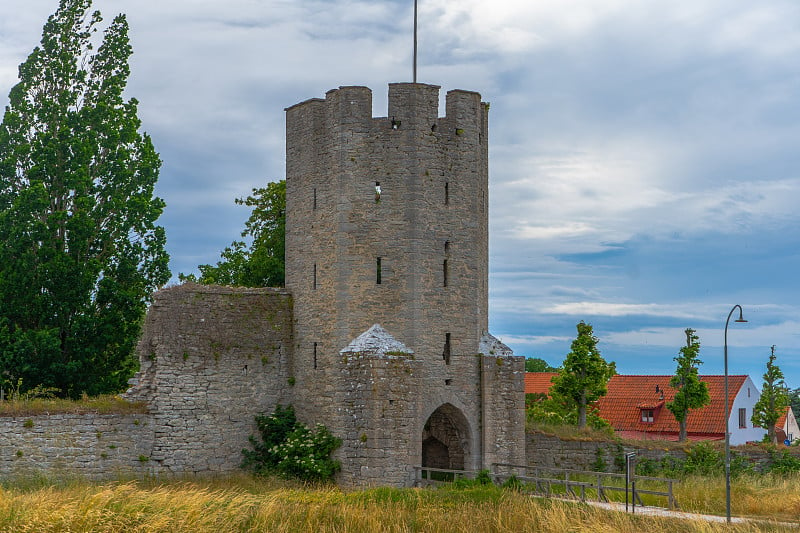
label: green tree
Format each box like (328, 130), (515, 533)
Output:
(788, 387), (800, 422)
(550, 321), (616, 428)
(180, 180), (285, 287)
(0, 0), (169, 397)
(752, 345), (789, 444)
(525, 357), (558, 372)
(666, 329), (709, 442)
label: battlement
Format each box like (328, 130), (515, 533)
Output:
(285, 83), (488, 134)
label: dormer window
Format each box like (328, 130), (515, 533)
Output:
(641, 409), (654, 423)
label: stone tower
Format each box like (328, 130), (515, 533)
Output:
(285, 83), (525, 486)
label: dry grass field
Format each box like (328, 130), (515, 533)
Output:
(0, 474), (796, 532)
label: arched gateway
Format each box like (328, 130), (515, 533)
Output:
(422, 403), (471, 471)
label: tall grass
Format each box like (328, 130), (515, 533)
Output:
(676, 472), (800, 521)
(0, 475), (792, 532)
(0, 394), (147, 417)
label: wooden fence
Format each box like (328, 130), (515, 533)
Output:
(492, 463), (679, 509)
(412, 464), (679, 510)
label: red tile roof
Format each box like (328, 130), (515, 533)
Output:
(595, 374), (748, 437)
(524, 372), (558, 395)
(776, 407), (789, 431)
(524, 372), (750, 438)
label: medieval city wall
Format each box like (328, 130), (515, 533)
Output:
(0, 413), (154, 479)
(124, 284), (294, 474)
(0, 83), (526, 486)
(0, 284), (294, 480)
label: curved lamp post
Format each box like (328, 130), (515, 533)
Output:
(724, 304), (747, 523)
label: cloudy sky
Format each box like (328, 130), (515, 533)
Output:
(2, 0), (799, 385)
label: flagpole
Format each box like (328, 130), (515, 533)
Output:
(413, 0), (418, 83)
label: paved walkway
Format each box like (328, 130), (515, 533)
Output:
(585, 500), (747, 524)
(567, 498), (798, 528)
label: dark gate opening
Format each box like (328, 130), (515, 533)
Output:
(421, 403), (469, 472)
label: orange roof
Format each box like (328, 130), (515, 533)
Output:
(595, 374), (749, 437)
(524, 372), (559, 395)
(776, 407), (790, 430)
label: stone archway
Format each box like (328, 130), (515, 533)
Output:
(421, 403), (470, 471)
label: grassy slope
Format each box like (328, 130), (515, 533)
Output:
(0, 475), (794, 532)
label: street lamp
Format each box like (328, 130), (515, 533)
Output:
(724, 304), (747, 524)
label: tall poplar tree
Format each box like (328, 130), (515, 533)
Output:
(667, 329), (709, 442)
(551, 321), (616, 428)
(0, 0), (169, 397)
(752, 345), (789, 444)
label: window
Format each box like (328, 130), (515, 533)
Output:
(444, 182), (449, 205)
(376, 257), (382, 284)
(443, 241), (450, 287)
(375, 182), (381, 203)
(313, 342), (318, 370)
(313, 187), (317, 210)
(313, 263), (317, 290)
(641, 409), (654, 423)
(739, 408), (747, 429)
(443, 333), (451, 365)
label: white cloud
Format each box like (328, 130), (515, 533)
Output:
(2, 0), (799, 382)
(493, 334), (573, 347)
(605, 319), (800, 351)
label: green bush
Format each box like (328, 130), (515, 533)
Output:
(635, 444), (754, 478)
(591, 448), (607, 472)
(451, 469), (493, 489)
(767, 449), (800, 475)
(501, 474), (523, 491)
(525, 395), (611, 431)
(242, 404), (342, 482)
(683, 442), (723, 476)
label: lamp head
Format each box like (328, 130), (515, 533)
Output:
(735, 306), (747, 323)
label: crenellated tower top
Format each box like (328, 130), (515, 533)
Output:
(285, 82), (489, 376)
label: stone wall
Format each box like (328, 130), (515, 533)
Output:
(125, 283), (294, 475)
(482, 354), (526, 469)
(285, 84), (491, 404)
(0, 413), (153, 479)
(525, 431), (800, 474)
(0, 284), (295, 481)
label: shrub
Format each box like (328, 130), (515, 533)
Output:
(451, 469), (493, 489)
(591, 448), (607, 472)
(767, 449), (800, 475)
(683, 442), (723, 476)
(525, 396), (612, 432)
(501, 474), (523, 491)
(242, 404), (341, 483)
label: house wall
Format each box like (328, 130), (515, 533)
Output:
(784, 409), (800, 443)
(728, 376), (765, 445)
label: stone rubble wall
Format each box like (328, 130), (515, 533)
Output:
(0, 413), (154, 479)
(481, 355), (527, 469)
(126, 284), (294, 474)
(525, 431), (800, 474)
(331, 353), (424, 487)
(0, 284), (295, 481)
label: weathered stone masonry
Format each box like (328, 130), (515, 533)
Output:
(0, 84), (526, 486)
